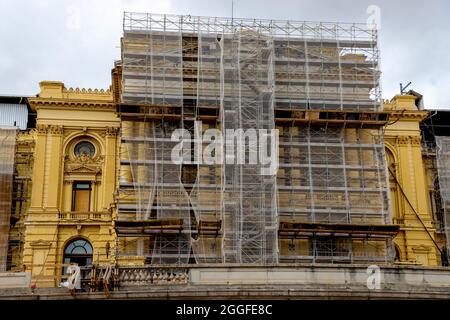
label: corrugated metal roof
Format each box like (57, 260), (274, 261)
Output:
(0, 103), (28, 130)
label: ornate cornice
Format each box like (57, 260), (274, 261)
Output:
(386, 110), (429, 121)
(28, 99), (116, 111)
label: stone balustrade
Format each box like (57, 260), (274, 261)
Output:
(115, 263), (450, 293)
(58, 211), (110, 222)
(118, 266), (189, 286)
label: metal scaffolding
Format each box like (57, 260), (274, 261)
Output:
(116, 12), (393, 264)
(8, 132), (34, 270)
(435, 136), (450, 259)
(0, 128), (17, 271)
(219, 29), (278, 263)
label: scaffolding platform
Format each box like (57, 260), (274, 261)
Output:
(115, 219), (184, 235)
(278, 221), (399, 237)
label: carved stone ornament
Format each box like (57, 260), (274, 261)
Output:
(36, 124), (49, 134)
(105, 127), (120, 137)
(396, 136), (410, 145)
(410, 136), (421, 146)
(64, 153), (104, 174)
(49, 125), (64, 135)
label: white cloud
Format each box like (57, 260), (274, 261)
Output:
(0, 0), (449, 107)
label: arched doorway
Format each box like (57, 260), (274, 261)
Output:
(63, 238), (93, 268)
(62, 238), (93, 289)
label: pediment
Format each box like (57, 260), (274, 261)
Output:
(66, 164), (102, 174)
(64, 155), (103, 174)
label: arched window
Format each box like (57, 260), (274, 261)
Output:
(385, 147), (395, 172)
(74, 141), (95, 157)
(63, 239), (93, 268)
(386, 147), (401, 221)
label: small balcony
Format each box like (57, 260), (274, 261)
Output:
(58, 211), (111, 224)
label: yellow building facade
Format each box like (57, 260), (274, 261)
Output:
(384, 94), (442, 266)
(2, 80), (444, 287)
(21, 81), (120, 286)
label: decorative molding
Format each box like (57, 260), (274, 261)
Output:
(17, 129), (36, 140)
(65, 87), (111, 94)
(30, 240), (52, 249)
(412, 245), (432, 253)
(16, 139), (35, 148)
(36, 124), (49, 134)
(35, 124), (65, 135)
(410, 136), (421, 146)
(64, 154), (104, 174)
(387, 110), (429, 121)
(30, 100), (115, 111)
(105, 127), (120, 137)
(396, 136), (410, 145)
(49, 125), (63, 135)
(396, 136), (421, 146)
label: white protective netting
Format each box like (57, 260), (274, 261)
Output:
(118, 13), (391, 264)
(0, 128), (17, 271)
(120, 27), (192, 264)
(435, 136), (450, 259)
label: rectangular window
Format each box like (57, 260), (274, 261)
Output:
(72, 182), (91, 211)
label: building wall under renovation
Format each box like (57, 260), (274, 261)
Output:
(435, 136), (450, 261)
(117, 13), (393, 265)
(3, 85), (445, 288)
(2, 13), (448, 289)
(7, 130), (35, 271)
(0, 128), (17, 272)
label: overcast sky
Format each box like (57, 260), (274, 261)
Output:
(1, 0), (449, 108)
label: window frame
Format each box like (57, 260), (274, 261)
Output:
(71, 181), (92, 212)
(74, 140), (96, 158)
